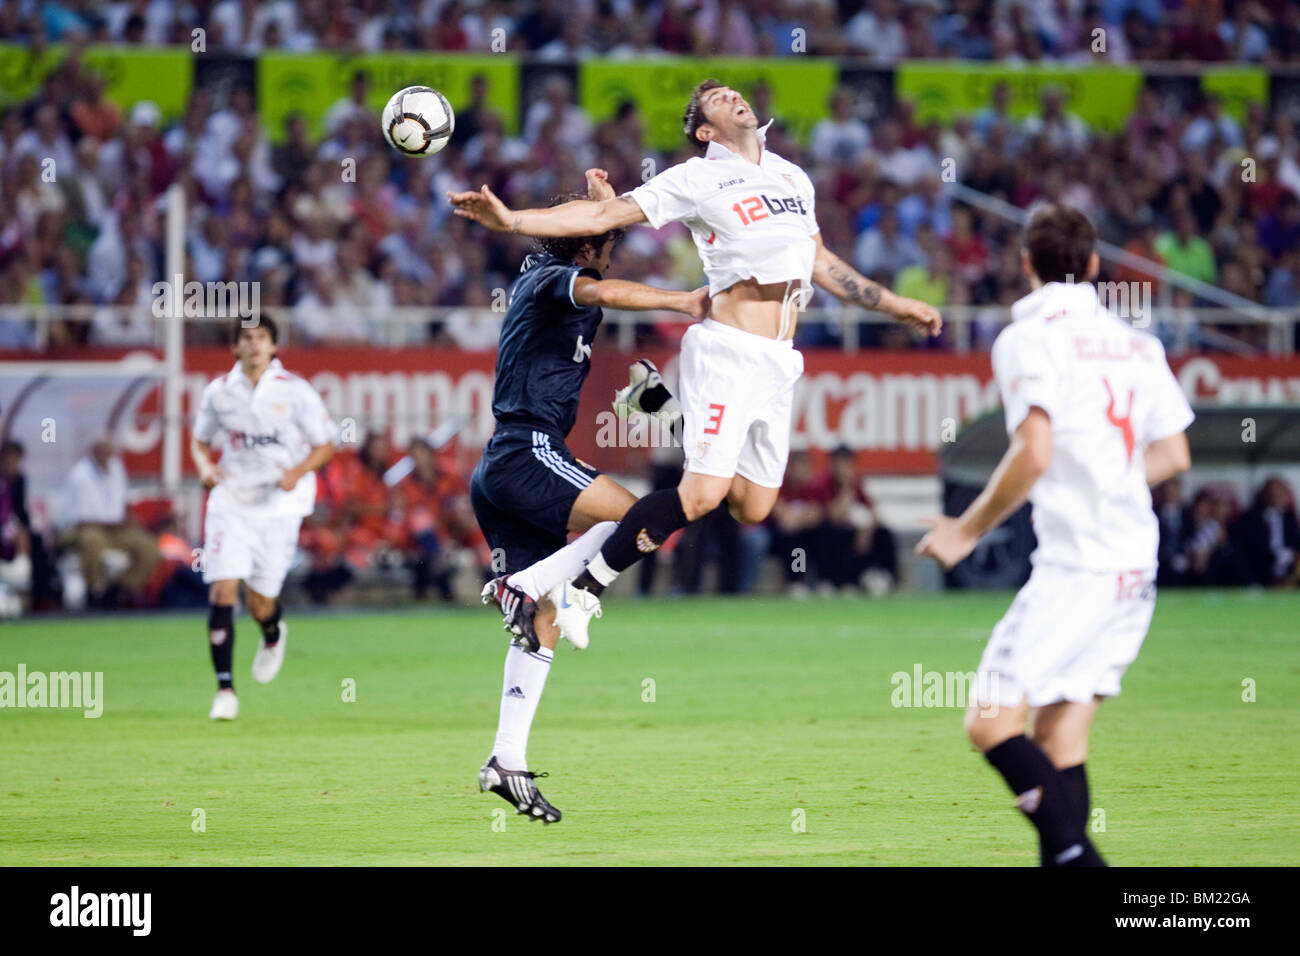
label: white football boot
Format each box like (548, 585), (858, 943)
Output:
(548, 579), (602, 650)
(252, 621), (287, 684)
(209, 688), (239, 721)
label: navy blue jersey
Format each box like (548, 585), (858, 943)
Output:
(491, 253), (603, 438)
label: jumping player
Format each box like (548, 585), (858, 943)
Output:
(916, 204), (1194, 865)
(473, 171), (708, 824)
(451, 81), (942, 640)
(191, 318), (336, 721)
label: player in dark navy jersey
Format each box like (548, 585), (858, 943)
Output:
(474, 170), (707, 823)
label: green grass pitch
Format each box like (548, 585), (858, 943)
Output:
(1, 591), (1296, 866)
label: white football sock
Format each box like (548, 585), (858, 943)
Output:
(492, 643), (553, 771)
(507, 521), (617, 599)
(584, 551), (619, 586)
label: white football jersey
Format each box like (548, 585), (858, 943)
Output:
(194, 358), (336, 518)
(626, 120), (819, 295)
(993, 282), (1194, 573)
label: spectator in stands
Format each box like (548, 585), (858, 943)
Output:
(55, 437), (160, 607)
(1180, 488), (1249, 587)
(2, 438), (56, 609)
(1156, 210), (1217, 287)
(1235, 477), (1300, 588)
(0, 432), (31, 609)
(324, 70), (372, 137)
(894, 242), (951, 313)
(320, 430), (402, 574)
(1154, 476), (1190, 586)
(769, 451), (833, 597)
(397, 438), (464, 601)
(810, 87), (872, 167)
(822, 446), (897, 594)
(854, 206), (923, 282)
(151, 513), (208, 608)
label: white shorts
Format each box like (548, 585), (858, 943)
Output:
(678, 319), (805, 489)
(202, 499), (302, 598)
(975, 563), (1156, 709)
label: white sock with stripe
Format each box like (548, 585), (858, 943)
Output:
(507, 521), (617, 600)
(492, 643), (553, 771)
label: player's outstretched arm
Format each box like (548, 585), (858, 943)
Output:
(573, 278), (709, 318)
(916, 408), (1052, 569)
(447, 184), (646, 237)
(811, 233), (942, 337)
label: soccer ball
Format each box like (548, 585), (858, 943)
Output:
(381, 86), (455, 157)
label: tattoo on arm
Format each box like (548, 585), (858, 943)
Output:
(827, 261), (882, 310)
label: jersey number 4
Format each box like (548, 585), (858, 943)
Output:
(1103, 378), (1136, 463)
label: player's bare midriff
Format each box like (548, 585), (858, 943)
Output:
(710, 277), (803, 340)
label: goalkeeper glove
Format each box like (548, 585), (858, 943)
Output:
(613, 358), (681, 427)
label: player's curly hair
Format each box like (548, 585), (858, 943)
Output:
(683, 78), (725, 154)
(531, 192), (625, 263)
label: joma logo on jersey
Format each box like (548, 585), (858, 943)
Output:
(731, 194), (808, 225)
(229, 430), (282, 449)
(572, 335), (592, 363)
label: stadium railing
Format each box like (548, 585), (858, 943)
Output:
(3, 304), (1296, 355)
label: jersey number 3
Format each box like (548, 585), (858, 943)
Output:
(703, 403), (726, 435)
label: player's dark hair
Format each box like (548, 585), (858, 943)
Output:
(683, 78), (725, 154)
(532, 192), (625, 263)
(1024, 203), (1096, 284)
(230, 315), (279, 346)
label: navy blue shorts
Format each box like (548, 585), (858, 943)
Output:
(470, 425), (601, 574)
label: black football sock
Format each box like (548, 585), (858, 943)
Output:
(1062, 763), (1090, 830)
(984, 735), (1104, 867)
(1040, 763), (1092, 865)
(257, 601), (283, 645)
(572, 488), (692, 597)
(208, 604), (235, 691)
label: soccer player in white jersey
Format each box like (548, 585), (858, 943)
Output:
(191, 318), (336, 721)
(917, 204), (1194, 865)
(450, 80), (941, 643)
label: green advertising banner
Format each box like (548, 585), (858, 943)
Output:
(582, 59), (839, 152)
(896, 62), (1144, 135)
(257, 53), (518, 143)
(0, 43), (192, 120)
(1200, 67), (1268, 123)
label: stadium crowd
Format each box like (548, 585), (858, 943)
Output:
(1154, 474), (1300, 587)
(1, 16), (1299, 352)
(4, 1), (1300, 63)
